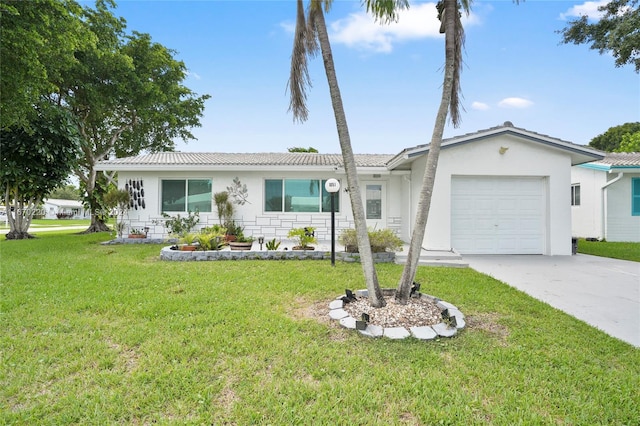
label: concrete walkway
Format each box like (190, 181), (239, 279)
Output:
(464, 254), (640, 347)
(27, 225), (88, 233)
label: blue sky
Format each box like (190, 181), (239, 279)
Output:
(104, 0), (639, 154)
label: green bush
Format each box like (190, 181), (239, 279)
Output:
(265, 238), (281, 250)
(156, 211), (200, 236)
(339, 228), (403, 253)
(197, 232), (225, 251)
(288, 227), (317, 249)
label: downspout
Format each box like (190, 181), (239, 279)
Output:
(403, 175), (412, 239)
(601, 172), (623, 240)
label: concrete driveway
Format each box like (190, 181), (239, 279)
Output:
(464, 254), (640, 347)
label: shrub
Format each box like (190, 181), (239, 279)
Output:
(339, 228), (403, 253)
(265, 238), (281, 250)
(288, 227), (317, 249)
(155, 211), (200, 236)
(197, 232), (225, 251)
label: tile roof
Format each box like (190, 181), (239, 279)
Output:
(97, 152), (394, 168)
(388, 121), (604, 168)
(597, 152), (640, 167)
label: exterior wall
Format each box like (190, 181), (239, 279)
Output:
(605, 173), (640, 242)
(43, 200), (88, 219)
(410, 134), (573, 255)
(571, 166), (606, 239)
(117, 170), (404, 240)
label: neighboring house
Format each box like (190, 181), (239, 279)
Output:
(571, 152), (640, 242)
(43, 199), (88, 219)
(95, 122), (603, 255)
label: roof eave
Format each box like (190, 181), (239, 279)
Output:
(94, 163), (387, 173)
(388, 128), (605, 168)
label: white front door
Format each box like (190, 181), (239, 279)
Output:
(364, 182), (386, 230)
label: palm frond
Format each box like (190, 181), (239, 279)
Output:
(363, 0), (410, 24)
(448, 1), (466, 128)
(287, 0), (318, 123)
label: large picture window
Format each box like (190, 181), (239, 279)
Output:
(161, 179), (212, 213)
(265, 179), (339, 213)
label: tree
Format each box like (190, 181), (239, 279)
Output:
(589, 122), (640, 151)
(395, 0), (470, 304)
(47, 184), (82, 201)
(559, 0), (640, 72)
(0, 105), (81, 239)
(288, 0), (408, 308)
(50, 1), (209, 233)
(288, 146), (319, 152)
(103, 187), (130, 237)
(0, 0), (90, 130)
(616, 131), (640, 152)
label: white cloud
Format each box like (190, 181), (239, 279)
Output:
(329, 2), (480, 53)
(280, 21), (295, 34)
(559, 0), (607, 20)
(498, 97), (533, 109)
(471, 101), (490, 111)
(186, 71), (201, 80)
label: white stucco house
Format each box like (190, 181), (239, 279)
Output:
(571, 152), (640, 242)
(43, 198), (88, 219)
(95, 122), (603, 255)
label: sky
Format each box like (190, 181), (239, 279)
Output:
(98, 0), (639, 154)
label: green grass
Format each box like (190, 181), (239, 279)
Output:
(0, 219), (91, 230)
(577, 238), (640, 262)
(2, 233), (638, 424)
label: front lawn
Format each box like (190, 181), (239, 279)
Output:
(1, 233), (638, 424)
(0, 218), (91, 230)
(577, 238), (640, 262)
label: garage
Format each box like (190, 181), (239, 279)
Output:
(451, 176), (546, 254)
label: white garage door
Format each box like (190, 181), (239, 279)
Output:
(451, 176), (545, 254)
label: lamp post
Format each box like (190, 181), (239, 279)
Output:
(325, 178), (340, 267)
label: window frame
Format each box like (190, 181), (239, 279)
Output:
(161, 178), (213, 213)
(264, 178), (340, 213)
(632, 178), (640, 216)
(571, 183), (581, 206)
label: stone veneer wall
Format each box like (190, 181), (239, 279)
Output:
(128, 213), (403, 241)
(160, 246), (395, 263)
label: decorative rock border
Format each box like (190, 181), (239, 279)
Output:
(159, 246), (395, 263)
(102, 238), (175, 245)
(329, 289), (465, 340)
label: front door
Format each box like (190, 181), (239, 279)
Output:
(364, 182), (386, 230)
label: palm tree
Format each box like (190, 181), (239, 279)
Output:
(288, 0), (408, 308)
(395, 0), (470, 304)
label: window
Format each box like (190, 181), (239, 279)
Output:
(571, 184), (580, 206)
(264, 179), (339, 213)
(633, 178), (640, 216)
(161, 179), (212, 213)
(366, 184), (382, 219)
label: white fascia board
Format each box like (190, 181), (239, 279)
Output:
(94, 163), (386, 174)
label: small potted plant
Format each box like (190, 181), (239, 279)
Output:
(179, 233), (198, 251)
(228, 227), (254, 250)
(288, 227), (317, 250)
(128, 228), (146, 239)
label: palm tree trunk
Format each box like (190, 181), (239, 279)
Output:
(396, 0), (458, 304)
(314, 10), (386, 307)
